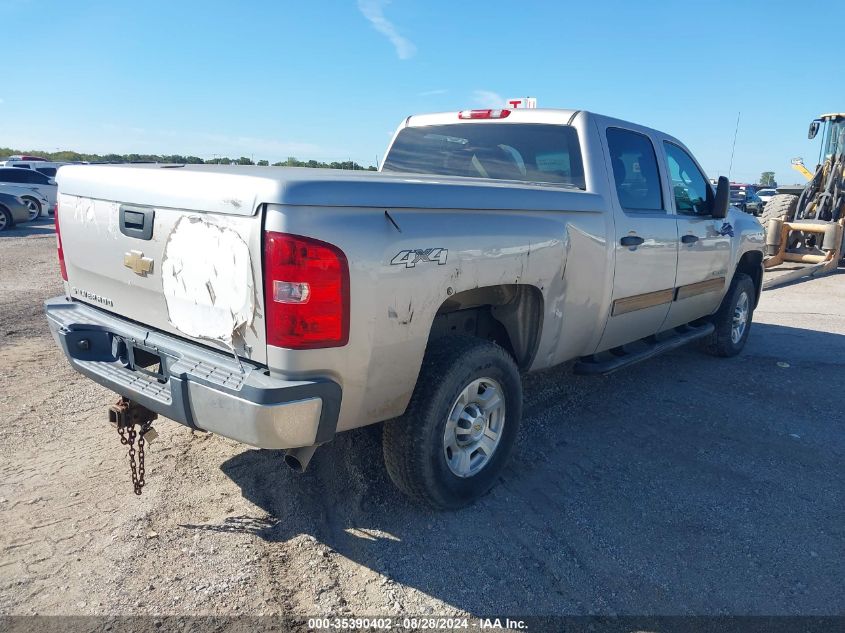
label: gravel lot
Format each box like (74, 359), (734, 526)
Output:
(1, 220), (843, 618)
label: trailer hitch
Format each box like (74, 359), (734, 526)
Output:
(108, 397), (158, 495)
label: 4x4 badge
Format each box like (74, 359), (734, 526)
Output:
(390, 248), (448, 268)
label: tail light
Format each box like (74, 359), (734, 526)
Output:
(264, 232), (349, 349)
(55, 202), (67, 281)
(458, 109), (511, 120)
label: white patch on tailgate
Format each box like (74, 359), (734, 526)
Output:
(161, 215), (255, 346)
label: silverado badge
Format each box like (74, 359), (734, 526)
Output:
(124, 250), (154, 276)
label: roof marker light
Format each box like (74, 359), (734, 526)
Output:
(458, 109), (511, 120)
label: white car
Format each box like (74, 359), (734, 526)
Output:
(757, 188), (778, 204)
(0, 167), (56, 215)
(0, 158), (66, 178)
(0, 184), (50, 221)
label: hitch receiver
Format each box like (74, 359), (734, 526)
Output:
(108, 397), (158, 428)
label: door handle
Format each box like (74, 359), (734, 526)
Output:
(620, 235), (645, 247)
(681, 234), (699, 244)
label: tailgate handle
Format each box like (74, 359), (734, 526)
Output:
(119, 206), (155, 240)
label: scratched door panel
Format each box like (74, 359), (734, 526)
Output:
(58, 194), (267, 363)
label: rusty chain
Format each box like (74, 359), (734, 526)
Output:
(116, 419), (152, 495)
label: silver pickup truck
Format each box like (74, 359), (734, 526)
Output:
(46, 108), (765, 508)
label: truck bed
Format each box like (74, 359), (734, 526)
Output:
(56, 164), (601, 366)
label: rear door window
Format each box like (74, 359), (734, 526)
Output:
(383, 123), (585, 188)
(606, 128), (664, 212)
(0, 169), (26, 183)
(25, 170), (50, 184)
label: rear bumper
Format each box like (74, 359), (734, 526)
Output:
(44, 296), (341, 449)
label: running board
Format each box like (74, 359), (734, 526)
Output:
(574, 322), (715, 376)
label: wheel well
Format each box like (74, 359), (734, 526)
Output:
(428, 284), (543, 369)
(736, 251), (763, 306)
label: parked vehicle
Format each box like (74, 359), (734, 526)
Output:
(2, 155), (48, 161)
(730, 188), (764, 215)
(0, 191), (31, 231)
(0, 160), (67, 178)
(45, 108), (765, 508)
(0, 167), (57, 214)
(757, 188), (777, 204)
(0, 184), (50, 221)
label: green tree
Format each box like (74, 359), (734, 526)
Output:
(1, 145), (378, 170)
(759, 171), (776, 186)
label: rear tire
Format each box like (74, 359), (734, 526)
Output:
(759, 193), (798, 226)
(383, 336), (522, 510)
(702, 272), (755, 357)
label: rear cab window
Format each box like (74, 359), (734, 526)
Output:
(383, 123), (586, 189)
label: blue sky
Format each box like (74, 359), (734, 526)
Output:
(1, 0), (843, 184)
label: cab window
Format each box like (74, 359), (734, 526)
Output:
(383, 123), (586, 188)
(664, 142), (713, 216)
(606, 128), (663, 212)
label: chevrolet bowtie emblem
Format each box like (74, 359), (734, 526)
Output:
(124, 250), (154, 276)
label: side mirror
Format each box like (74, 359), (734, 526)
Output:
(712, 176), (729, 219)
(808, 120), (821, 139)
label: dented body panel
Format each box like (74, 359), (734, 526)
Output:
(56, 192), (267, 363)
(48, 109), (765, 449)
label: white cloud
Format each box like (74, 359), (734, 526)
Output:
(357, 0), (416, 60)
(472, 90), (505, 108)
(418, 89), (447, 97)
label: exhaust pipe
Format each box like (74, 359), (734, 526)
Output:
(284, 445), (318, 473)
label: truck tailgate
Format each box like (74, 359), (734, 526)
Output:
(56, 165), (268, 364)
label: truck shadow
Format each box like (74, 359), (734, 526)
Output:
(207, 321), (845, 615)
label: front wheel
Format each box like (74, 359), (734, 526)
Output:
(21, 197), (41, 222)
(383, 336), (522, 509)
(701, 272), (756, 357)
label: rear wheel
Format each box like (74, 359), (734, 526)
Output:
(21, 196), (41, 222)
(0, 206), (12, 232)
(702, 272), (756, 357)
(759, 193), (798, 226)
(383, 336), (522, 509)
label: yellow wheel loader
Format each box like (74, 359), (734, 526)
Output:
(762, 113), (845, 289)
